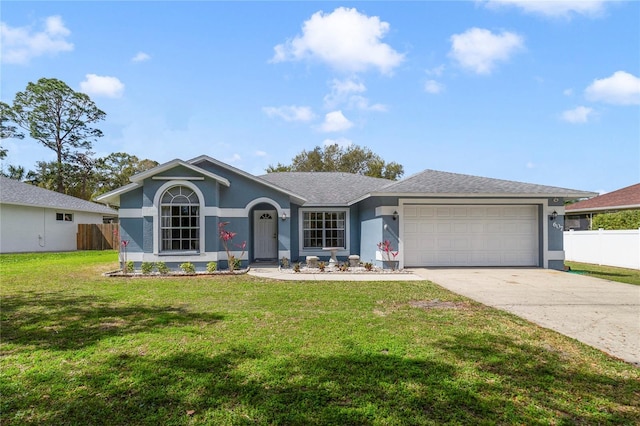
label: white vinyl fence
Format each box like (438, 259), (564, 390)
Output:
(564, 228), (640, 270)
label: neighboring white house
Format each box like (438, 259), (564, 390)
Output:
(0, 176), (118, 253)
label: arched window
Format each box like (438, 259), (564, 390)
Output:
(160, 186), (200, 251)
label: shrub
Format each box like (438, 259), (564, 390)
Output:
(318, 261), (326, 272)
(206, 262), (217, 273)
(339, 262), (349, 272)
(125, 260), (135, 274)
(592, 210), (640, 230)
(364, 262), (374, 271)
(180, 262), (196, 274)
(156, 262), (170, 275)
(141, 262), (155, 275)
(293, 262), (301, 273)
(281, 257), (290, 268)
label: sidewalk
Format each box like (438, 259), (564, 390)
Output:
(247, 265), (425, 281)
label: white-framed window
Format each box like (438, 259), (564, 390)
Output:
(302, 211), (346, 249)
(56, 213), (73, 222)
(160, 186), (200, 252)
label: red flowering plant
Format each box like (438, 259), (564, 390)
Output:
(219, 222), (246, 271)
(377, 240), (399, 270)
(120, 239), (130, 273)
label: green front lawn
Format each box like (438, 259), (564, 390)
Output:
(1, 251), (639, 425)
(565, 261), (640, 286)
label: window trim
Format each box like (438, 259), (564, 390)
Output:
(56, 212), (73, 222)
(160, 187), (201, 252)
(152, 180), (205, 256)
(298, 208), (350, 255)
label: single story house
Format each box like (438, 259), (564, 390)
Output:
(95, 155), (596, 271)
(565, 183), (640, 230)
(0, 176), (118, 253)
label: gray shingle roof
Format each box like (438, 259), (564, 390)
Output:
(260, 170), (596, 204)
(0, 176), (118, 215)
(259, 172), (393, 204)
(377, 169), (596, 198)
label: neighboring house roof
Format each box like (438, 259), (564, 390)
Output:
(565, 183), (640, 213)
(373, 169), (597, 199)
(259, 172), (392, 205)
(0, 176), (118, 215)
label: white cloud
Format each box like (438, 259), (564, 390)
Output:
(561, 106), (594, 123)
(424, 80), (445, 94)
(323, 78), (386, 111)
(526, 161), (536, 169)
(132, 52), (151, 62)
(79, 74), (125, 98)
(449, 27), (524, 75)
(323, 137), (353, 148)
(426, 65), (446, 76)
(563, 88), (574, 96)
(480, 0), (609, 18)
(271, 7), (404, 74)
(320, 110), (353, 132)
(584, 71), (640, 105)
(262, 105), (315, 122)
(225, 154), (241, 164)
(1, 15), (73, 64)
(255, 150), (267, 157)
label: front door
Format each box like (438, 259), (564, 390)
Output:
(254, 210), (277, 259)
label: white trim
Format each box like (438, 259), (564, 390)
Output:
(375, 206), (399, 217)
(278, 250), (291, 260)
(130, 159), (230, 187)
(189, 155), (307, 204)
(152, 176), (204, 181)
(298, 207), (350, 257)
(118, 208), (143, 218)
(548, 250), (565, 261)
(126, 251), (251, 263)
(152, 181), (206, 255)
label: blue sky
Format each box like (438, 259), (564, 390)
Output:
(1, 1), (639, 195)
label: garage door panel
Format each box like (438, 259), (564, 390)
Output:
(403, 204), (538, 267)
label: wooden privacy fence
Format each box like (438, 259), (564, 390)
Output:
(77, 223), (119, 250)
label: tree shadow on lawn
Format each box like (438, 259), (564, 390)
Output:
(1, 291), (224, 351)
(6, 337), (640, 425)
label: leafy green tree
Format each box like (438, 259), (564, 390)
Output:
(267, 143), (404, 180)
(0, 101), (25, 159)
(94, 152), (158, 195)
(1, 165), (26, 180)
(2, 78), (106, 193)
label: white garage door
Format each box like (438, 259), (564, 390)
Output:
(403, 205), (539, 267)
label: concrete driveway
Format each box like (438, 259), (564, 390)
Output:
(413, 268), (640, 367)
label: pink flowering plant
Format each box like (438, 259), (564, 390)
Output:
(120, 239), (130, 273)
(377, 240), (399, 270)
(219, 222), (246, 271)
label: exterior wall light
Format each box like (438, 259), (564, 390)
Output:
(393, 211), (398, 221)
(549, 211), (558, 221)
(281, 211), (287, 221)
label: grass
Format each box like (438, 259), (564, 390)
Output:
(1, 251), (639, 425)
(565, 261), (640, 286)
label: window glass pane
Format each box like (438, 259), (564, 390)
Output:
(302, 211), (346, 249)
(160, 185), (200, 252)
